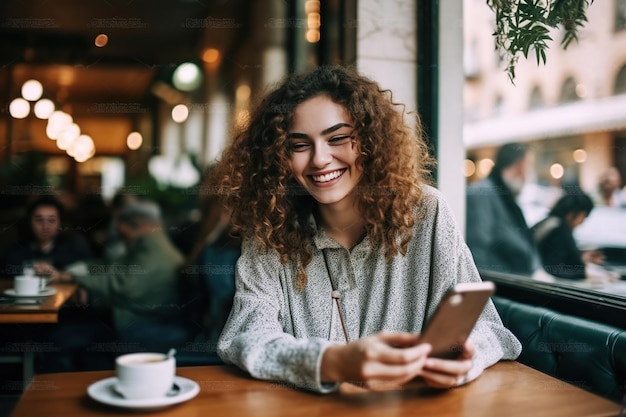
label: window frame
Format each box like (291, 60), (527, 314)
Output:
(481, 269), (626, 329)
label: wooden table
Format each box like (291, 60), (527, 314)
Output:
(0, 281), (78, 383)
(9, 362), (620, 417)
(0, 281), (78, 323)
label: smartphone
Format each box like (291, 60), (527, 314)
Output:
(419, 281), (495, 359)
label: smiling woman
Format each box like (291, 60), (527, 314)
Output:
(209, 65), (521, 394)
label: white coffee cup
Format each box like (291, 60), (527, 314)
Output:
(115, 352), (176, 399)
(14, 276), (41, 296)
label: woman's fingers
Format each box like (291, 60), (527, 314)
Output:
(335, 332), (433, 387)
(420, 369), (463, 388)
(372, 338), (431, 365)
(361, 348), (429, 380)
(34, 261), (58, 277)
(421, 341), (475, 388)
(424, 356), (472, 376)
(359, 360), (428, 391)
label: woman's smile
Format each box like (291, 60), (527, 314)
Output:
(310, 169), (346, 185)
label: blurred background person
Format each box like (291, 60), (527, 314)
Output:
(465, 143), (551, 281)
(591, 167), (626, 208)
(47, 199), (189, 354)
(533, 192), (620, 282)
(102, 190), (137, 261)
(0, 195), (91, 279)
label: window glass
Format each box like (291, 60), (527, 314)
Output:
(615, 64), (626, 95)
(493, 95), (505, 117)
(616, 0), (626, 32)
(559, 77), (580, 103)
(528, 86), (544, 110)
(463, 2), (626, 299)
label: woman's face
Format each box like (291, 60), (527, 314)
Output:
(565, 211), (588, 229)
(30, 205), (61, 244)
(288, 95), (363, 207)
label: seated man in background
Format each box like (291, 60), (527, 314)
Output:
(465, 143), (551, 281)
(532, 192), (620, 282)
(46, 199), (188, 353)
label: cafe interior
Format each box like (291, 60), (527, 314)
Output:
(0, 0), (625, 416)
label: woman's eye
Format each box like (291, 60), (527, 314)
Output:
(329, 135), (352, 145)
(290, 142), (311, 152)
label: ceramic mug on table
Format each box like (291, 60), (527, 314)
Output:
(115, 352), (176, 399)
(14, 275), (42, 296)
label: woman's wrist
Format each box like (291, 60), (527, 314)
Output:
(321, 344), (344, 383)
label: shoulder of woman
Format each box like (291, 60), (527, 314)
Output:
(407, 185), (458, 236)
(416, 184), (451, 215)
(419, 183), (442, 201)
(240, 236), (282, 263)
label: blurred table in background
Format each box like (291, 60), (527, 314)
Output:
(0, 281), (78, 384)
(0, 281), (78, 323)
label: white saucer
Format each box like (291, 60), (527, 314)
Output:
(87, 376), (199, 410)
(3, 288), (56, 298)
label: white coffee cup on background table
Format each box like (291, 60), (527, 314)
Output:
(14, 275), (41, 296)
(115, 352), (176, 399)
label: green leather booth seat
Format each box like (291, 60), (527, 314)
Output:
(492, 296), (626, 402)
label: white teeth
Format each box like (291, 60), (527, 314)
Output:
(312, 170), (344, 183)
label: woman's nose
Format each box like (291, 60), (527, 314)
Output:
(311, 143), (333, 168)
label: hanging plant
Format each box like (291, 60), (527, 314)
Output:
(487, 0), (594, 82)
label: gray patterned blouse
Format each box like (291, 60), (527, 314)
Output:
(217, 185), (522, 392)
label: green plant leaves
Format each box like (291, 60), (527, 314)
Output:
(487, 0), (593, 82)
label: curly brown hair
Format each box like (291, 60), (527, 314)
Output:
(210, 65), (434, 288)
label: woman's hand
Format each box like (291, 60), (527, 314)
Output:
(582, 249), (605, 265)
(34, 262), (71, 283)
(585, 262), (620, 283)
(34, 262), (59, 280)
(321, 331), (432, 391)
(420, 340), (476, 388)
